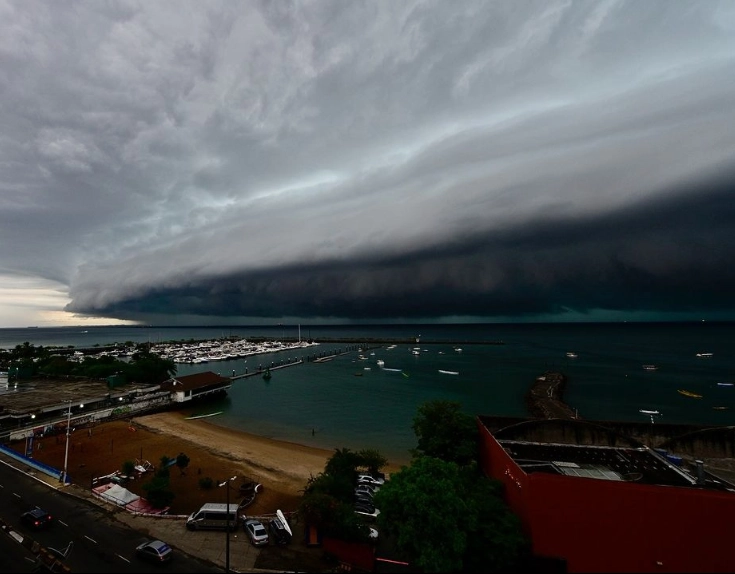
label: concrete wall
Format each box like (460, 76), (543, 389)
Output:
(478, 420), (735, 573)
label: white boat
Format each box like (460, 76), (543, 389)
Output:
(696, 352), (714, 358)
(717, 382), (734, 387)
(185, 411), (223, 420)
(566, 352), (578, 359)
(642, 365), (659, 371)
(383, 367), (402, 372)
(276, 509), (293, 537)
(376, 359), (385, 367)
(639, 409), (661, 415)
(438, 370), (459, 375)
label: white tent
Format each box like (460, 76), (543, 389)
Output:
(99, 483), (140, 506)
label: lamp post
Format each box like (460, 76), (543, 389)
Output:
(218, 475), (237, 573)
(61, 401), (72, 484)
(25, 414), (36, 457)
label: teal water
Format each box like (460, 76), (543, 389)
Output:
(2, 322), (735, 463)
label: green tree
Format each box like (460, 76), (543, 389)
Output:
(176, 452), (191, 476)
(157, 456), (171, 479)
(121, 354), (176, 385)
(374, 457), (528, 573)
(142, 475), (175, 509)
(462, 474), (530, 573)
(374, 456), (469, 572)
(121, 460), (135, 476)
(357, 448), (388, 477)
(324, 447), (362, 479)
(412, 400), (478, 465)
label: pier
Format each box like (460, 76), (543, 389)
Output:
(524, 371), (579, 420)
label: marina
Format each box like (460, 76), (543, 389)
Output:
(2, 321), (735, 462)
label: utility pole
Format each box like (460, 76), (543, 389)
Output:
(61, 401), (71, 484)
(218, 475), (237, 573)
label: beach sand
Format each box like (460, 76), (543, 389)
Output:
(13, 411), (405, 516)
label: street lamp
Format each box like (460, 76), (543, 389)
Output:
(61, 401), (72, 484)
(218, 475), (237, 573)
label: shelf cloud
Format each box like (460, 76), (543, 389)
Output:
(1, 1), (735, 326)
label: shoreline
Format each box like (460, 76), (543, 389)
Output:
(133, 411), (407, 494)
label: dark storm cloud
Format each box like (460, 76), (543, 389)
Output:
(1, 1), (735, 326)
(69, 172), (735, 323)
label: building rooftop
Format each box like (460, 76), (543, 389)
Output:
(481, 416), (735, 492)
(500, 439), (696, 487)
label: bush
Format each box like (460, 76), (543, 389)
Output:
(122, 460), (135, 476)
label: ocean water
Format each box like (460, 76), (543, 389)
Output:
(2, 322), (735, 464)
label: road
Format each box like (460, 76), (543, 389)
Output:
(0, 461), (220, 573)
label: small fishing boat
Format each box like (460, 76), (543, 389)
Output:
(438, 370), (459, 375)
(376, 359), (385, 367)
(262, 368), (272, 381)
(696, 352), (714, 358)
(566, 352), (578, 359)
(713, 406), (730, 410)
(678, 389), (702, 399)
(642, 365), (659, 371)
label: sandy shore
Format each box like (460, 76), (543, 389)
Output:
(133, 411), (404, 495)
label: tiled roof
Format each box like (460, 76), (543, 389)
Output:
(159, 371), (230, 392)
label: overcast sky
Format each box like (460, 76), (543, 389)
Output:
(1, 0), (735, 328)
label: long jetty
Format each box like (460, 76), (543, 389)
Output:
(524, 371), (579, 419)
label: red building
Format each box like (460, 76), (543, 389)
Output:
(478, 417), (735, 573)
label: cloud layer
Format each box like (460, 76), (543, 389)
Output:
(1, 1), (735, 326)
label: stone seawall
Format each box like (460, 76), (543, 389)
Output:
(524, 371), (578, 419)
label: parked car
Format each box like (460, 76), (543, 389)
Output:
(269, 510), (293, 546)
(243, 518), (269, 547)
(355, 484), (378, 496)
(354, 504), (381, 519)
(354, 493), (374, 506)
(355, 499), (377, 511)
(357, 474), (385, 486)
(135, 539), (173, 564)
(20, 507), (54, 530)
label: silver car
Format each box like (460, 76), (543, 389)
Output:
(243, 518), (269, 547)
(357, 474), (385, 486)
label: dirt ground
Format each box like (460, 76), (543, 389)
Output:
(8, 412), (406, 572)
(10, 416), (312, 516)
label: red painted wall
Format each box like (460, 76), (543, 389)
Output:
(323, 536), (375, 572)
(478, 422), (735, 572)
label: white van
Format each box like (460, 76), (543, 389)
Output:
(186, 503), (239, 531)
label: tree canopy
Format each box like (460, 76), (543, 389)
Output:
(411, 399), (478, 465)
(373, 456), (529, 573)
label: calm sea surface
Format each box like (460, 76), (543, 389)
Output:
(2, 322), (735, 464)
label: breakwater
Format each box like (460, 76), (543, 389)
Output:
(524, 371), (578, 420)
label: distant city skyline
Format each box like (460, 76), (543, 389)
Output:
(2, 1), (735, 328)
